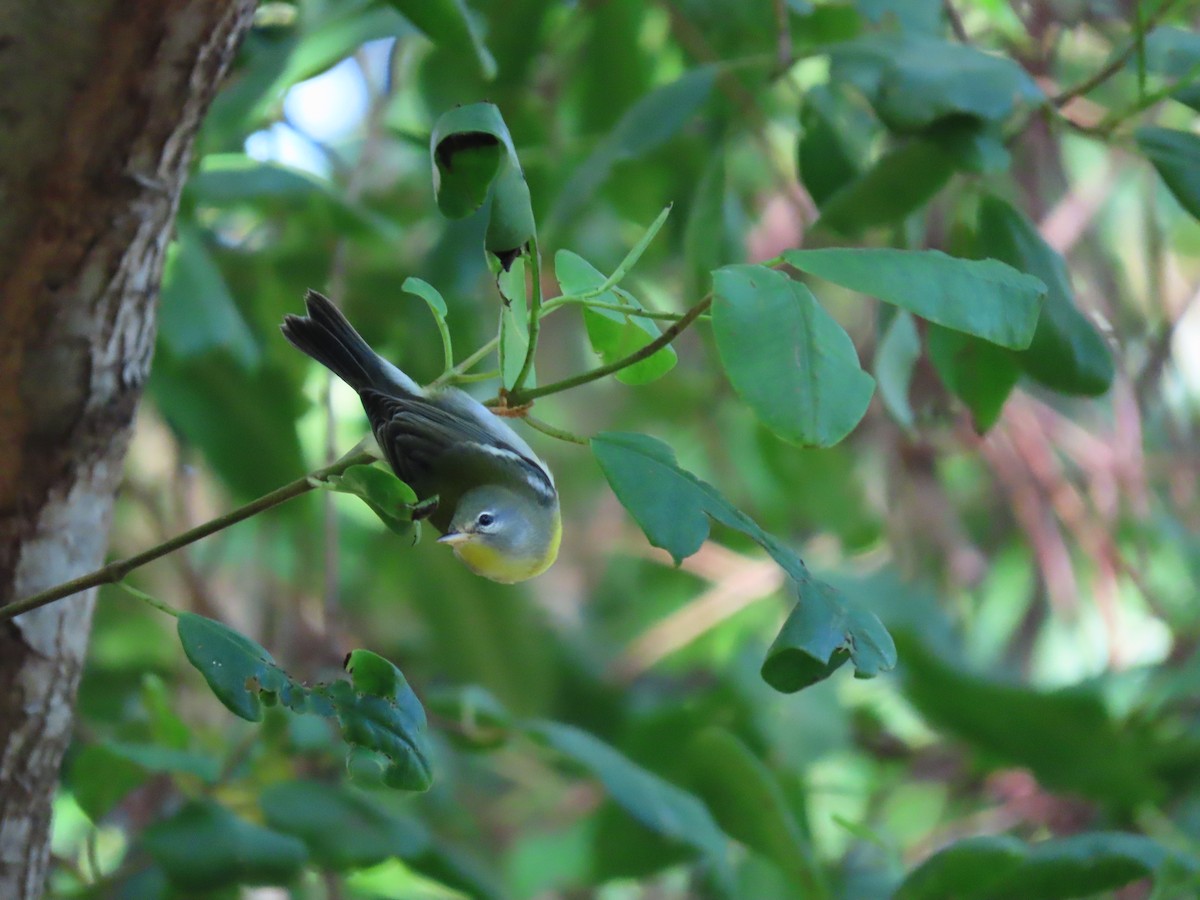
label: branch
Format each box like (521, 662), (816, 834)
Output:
(501, 293), (712, 406)
(1051, 0), (1184, 106)
(0, 449), (378, 623)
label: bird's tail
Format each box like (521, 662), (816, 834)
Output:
(281, 290), (416, 394)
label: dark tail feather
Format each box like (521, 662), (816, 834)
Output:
(281, 290), (385, 392)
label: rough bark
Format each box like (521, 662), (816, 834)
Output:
(0, 3), (255, 896)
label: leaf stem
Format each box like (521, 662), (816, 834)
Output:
(0, 449), (378, 623)
(431, 336), (500, 388)
(511, 241), (543, 393)
(504, 293), (713, 406)
(523, 414), (588, 444)
(542, 296), (706, 321)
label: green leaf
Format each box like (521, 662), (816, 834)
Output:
(684, 150), (737, 292)
(318, 650), (435, 792)
(261, 780), (428, 871)
(149, 351), (308, 500)
(527, 720), (731, 880)
(686, 728), (820, 892)
(498, 255), (531, 389)
(798, 84), (870, 207)
(1142, 26), (1200, 112)
(159, 226), (258, 368)
(425, 684), (513, 749)
(927, 324), (1019, 431)
(547, 66), (717, 234)
(402, 275), (448, 318)
(784, 248), (1045, 350)
(383, 0), (496, 79)
(591, 432), (895, 687)
(189, 154), (385, 237)
(178, 615), (433, 791)
(816, 140), (955, 235)
(557, 250), (677, 385)
(318, 463), (421, 538)
(898, 832), (1197, 900)
(143, 799), (308, 891)
(70, 745), (152, 823)
(830, 33), (1042, 133)
(897, 636), (1163, 807)
(977, 194), (1113, 395)
(894, 835), (1032, 900)
(431, 103), (535, 259)
(876, 311), (920, 431)
(712, 265), (874, 447)
(177, 612), (305, 722)
(1137, 126), (1200, 222)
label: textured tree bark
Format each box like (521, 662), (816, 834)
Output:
(0, 3), (255, 896)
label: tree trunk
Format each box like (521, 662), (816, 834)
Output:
(0, 3), (254, 896)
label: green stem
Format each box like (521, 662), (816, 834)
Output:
(511, 241), (543, 393)
(542, 296), (706, 321)
(119, 582), (181, 618)
(431, 336), (500, 388)
(523, 414), (588, 445)
(504, 293), (713, 406)
(0, 449), (377, 623)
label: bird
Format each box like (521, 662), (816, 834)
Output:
(281, 290), (560, 583)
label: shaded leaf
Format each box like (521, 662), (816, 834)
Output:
(592, 432), (895, 688)
(898, 832), (1197, 900)
(876, 310), (920, 431)
(897, 636), (1163, 807)
(1137, 126), (1200, 221)
(712, 264), (874, 447)
(384, 0), (496, 79)
(927, 324), (1020, 431)
(798, 84), (871, 207)
(159, 225), (258, 368)
(784, 248), (1045, 350)
(143, 799), (308, 891)
(686, 728), (821, 891)
(498, 255), (531, 389)
(547, 66), (717, 234)
(816, 140), (955, 235)
(261, 780), (428, 871)
(977, 194), (1112, 395)
(830, 33), (1042, 133)
(527, 720), (731, 881)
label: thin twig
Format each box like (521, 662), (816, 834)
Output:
(502, 293), (713, 406)
(1051, 0), (1185, 106)
(430, 336), (500, 388)
(943, 0), (969, 42)
(0, 450), (377, 623)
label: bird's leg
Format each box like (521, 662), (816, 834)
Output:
(409, 495), (439, 521)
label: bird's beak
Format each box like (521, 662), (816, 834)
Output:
(437, 530), (470, 546)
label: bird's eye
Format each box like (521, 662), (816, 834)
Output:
(476, 512), (495, 528)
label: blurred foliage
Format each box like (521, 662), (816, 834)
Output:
(47, 0), (1200, 897)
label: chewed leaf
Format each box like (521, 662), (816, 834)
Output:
(431, 103), (535, 260)
(178, 616), (433, 791)
(592, 432), (896, 689)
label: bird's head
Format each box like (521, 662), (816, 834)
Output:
(437, 485), (561, 583)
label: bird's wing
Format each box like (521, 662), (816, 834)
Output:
(361, 390), (556, 505)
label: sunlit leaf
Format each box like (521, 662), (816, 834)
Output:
(557, 250), (676, 385)
(384, 0), (496, 79)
